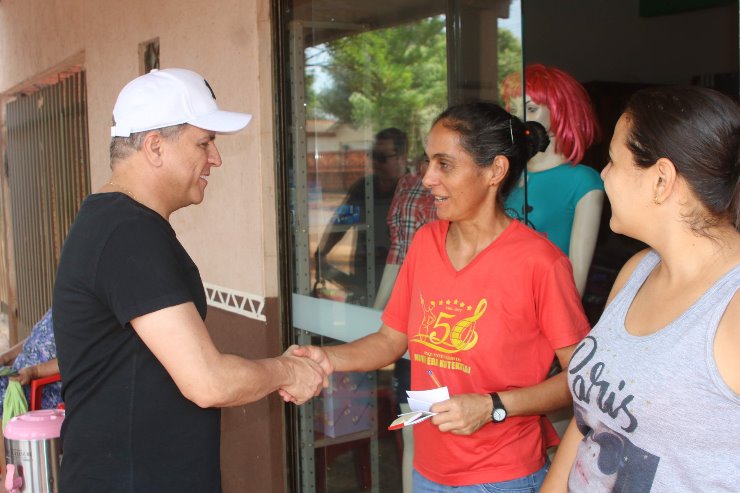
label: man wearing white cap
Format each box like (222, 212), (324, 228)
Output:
(52, 68), (325, 492)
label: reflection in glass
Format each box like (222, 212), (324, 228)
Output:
(306, 18), (448, 308)
(314, 128), (408, 306)
(284, 2), (522, 491)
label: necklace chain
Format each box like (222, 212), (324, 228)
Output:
(108, 181), (138, 201)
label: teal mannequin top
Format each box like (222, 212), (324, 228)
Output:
(504, 163), (604, 255)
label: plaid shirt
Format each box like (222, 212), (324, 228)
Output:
(386, 173), (437, 264)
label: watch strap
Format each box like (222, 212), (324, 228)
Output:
(489, 392), (507, 422)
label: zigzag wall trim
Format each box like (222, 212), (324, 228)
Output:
(203, 283), (267, 322)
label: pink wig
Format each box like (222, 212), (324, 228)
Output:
(501, 64), (600, 164)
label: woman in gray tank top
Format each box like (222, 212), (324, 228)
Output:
(541, 86), (740, 492)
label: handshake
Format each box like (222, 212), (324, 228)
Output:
(277, 345), (334, 405)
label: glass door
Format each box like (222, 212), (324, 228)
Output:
(278, 1), (523, 491)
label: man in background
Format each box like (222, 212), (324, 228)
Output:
(315, 128), (408, 306)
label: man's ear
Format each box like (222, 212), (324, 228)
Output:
(653, 157), (677, 205)
(142, 131), (165, 167)
(490, 155), (509, 186)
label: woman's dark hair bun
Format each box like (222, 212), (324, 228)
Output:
(523, 121), (549, 159)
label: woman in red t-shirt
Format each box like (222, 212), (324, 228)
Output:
(291, 102), (590, 491)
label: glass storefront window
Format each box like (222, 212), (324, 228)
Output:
(280, 1), (522, 491)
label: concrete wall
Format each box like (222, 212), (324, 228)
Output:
(0, 0), (279, 299)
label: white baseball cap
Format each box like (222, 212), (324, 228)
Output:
(111, 68), (252, 137)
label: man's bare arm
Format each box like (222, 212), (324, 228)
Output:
(132, 302), (325, 407)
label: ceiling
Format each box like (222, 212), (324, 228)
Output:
(290, 0), (511, 46)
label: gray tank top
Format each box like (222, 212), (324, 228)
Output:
(567, 251), (740, 492)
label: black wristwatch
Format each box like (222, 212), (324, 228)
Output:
(490, 392), (507, 423)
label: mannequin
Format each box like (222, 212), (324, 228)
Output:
(502, 64), (604, 296)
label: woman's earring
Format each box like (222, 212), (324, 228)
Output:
(654, 177), (664, 205)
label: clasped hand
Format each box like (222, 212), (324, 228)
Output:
(429, 393), (492, 435)
(278, 345), (334, 405)
(10, 366), (37, 386)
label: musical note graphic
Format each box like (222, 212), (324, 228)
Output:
(450, 299), (486, 350)
(412, 295), (487, 353)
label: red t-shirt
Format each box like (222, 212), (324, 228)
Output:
(382, 220), (590, 486)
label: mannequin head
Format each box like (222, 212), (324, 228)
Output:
(501, 64), (600, 164)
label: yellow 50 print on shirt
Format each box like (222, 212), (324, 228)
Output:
(411, 292), (486, 353)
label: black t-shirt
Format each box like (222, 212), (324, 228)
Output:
(52, 193), (220, 492)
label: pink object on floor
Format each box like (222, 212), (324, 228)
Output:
(4, 409), (64, 440)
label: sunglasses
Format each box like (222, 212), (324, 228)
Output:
(372, 150), (399, 164)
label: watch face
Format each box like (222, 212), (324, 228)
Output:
(493, 408), (506, 422)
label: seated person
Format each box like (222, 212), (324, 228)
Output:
(0, 309), (61, 413)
